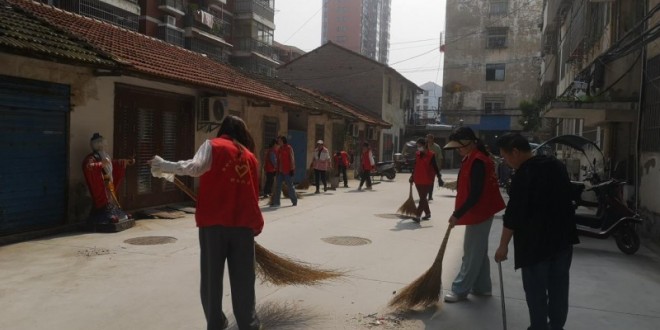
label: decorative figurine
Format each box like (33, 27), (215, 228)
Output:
(82, 133), (135, 231)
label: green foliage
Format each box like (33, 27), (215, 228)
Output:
(519, 100), (542, 132)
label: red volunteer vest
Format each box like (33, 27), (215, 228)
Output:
(196, 136), (264, 235)
(264, 148), (276, 173)
(361, 150), (373, 171)
(334, 151), (349, 167)
(455, 150), (505, 226)
(413, 150), (436, 185)
(278, 144), (294, 173)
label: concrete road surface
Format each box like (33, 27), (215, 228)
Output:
(1, 170), (660, 329)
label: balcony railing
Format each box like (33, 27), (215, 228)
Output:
(237, 38), (273, 57)
(158, 25), (184, 47)
(159, 0), (185, 15)
(234, 0), (274, 21)
(188, 10), (231, 41)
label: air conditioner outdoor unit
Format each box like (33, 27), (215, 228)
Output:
(197, 97), (228, 132)
(164, 15), (176, 26)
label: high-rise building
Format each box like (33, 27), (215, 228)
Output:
(43, 0), (278, 75)
(322, 0), (390, 64)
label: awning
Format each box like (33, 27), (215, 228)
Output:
(543, 101), (637, 126)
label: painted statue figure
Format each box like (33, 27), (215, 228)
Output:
(82, 133), (134, 224)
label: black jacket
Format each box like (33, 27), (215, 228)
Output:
(503, 155), (579, 269)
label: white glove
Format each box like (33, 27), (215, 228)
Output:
(150, 155), (175, 182)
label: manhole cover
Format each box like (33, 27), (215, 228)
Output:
(322, 236), (371, 246)
(124, 236), (177, 245)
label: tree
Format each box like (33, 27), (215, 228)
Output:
(519, 100), (542, 132)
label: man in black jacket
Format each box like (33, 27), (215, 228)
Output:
(494, 133), (579, 330)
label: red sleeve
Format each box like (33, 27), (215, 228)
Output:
(111, 160), (127, 187)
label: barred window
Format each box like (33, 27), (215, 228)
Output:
(642, 56), (660, 151)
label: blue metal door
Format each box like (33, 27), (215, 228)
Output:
(0, 76), (69, 233)
(287, 130), (307, 183)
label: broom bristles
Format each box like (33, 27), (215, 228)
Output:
(389, 225), (454, 310)
(255, 243), (344, 286)
(397, 183), (418, 217)
(443, 180), (458, 191)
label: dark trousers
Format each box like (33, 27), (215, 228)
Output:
(314, 169), (327, 192)
(199, 226), (260, 330)
(428, 174), (443, 199)
(263, 171), (275, 197)
(522, 246), (573, 330)
(359, 169), (372, 188)
(415, 184), (431, 217)
(338, 165), (348, 186)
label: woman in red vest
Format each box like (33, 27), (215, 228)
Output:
(409, 138), (442, 223)
(271, 135), (297, 207)
(442, 126), (505, 303)
(262, 139), (278, 198)
(358, 142), (374, 190)
(150, 116), (263, 330)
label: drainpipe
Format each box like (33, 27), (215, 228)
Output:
(635, 1), (648, 211)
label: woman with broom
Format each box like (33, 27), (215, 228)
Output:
(150, 115), (262, 330)
(409, 138), (442, 223)
(442, 126), (505, 303)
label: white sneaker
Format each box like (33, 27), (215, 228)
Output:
(444, 292), (468, 303)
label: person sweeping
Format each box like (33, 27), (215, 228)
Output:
(442, 126), (505, 303)
(150, 116), (262, 330)
(409, 138), (443, 223)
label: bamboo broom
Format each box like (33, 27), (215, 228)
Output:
(170, 177), (343, 286)
(389, 224), (454, 310)
(397, 182), (418, 217)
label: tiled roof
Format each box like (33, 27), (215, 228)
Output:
(297, 87), (391, 128)
(280, 41), (421, 91)
(0, 0), (115, 67)
(243, 71), (357, 119)
(6, 0), (300, 107)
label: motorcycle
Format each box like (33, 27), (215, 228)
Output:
(372, 161), (396, 180)
(535, 135), (643, 255)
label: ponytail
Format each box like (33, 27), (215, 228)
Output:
(475, 139), (490, 156)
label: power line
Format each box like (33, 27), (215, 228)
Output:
(282, 6), (322, 44)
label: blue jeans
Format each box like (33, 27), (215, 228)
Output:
(273, 173), (297, 205)
(522, 246), (573, 330)
(451, 217), (493, 295)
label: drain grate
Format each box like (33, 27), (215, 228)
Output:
(322, 236), (372, 246)
(124, 236), (177, 245)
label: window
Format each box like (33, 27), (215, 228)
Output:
(263, 117), (278, 151)
(423, 105), (428, 111)
(486, 64), (506, 81)
(315, 124), (325, 143)
(487, 28), (508, 49)
(423, 98), (429, 104)
(416, 105), (421, 110)
(490, 0), (508, 16)
(423, 91), (429, 96)
(337, 26), (347, 32)
(382, 133), (394, 161)
(366, 126), (375, 140)
(484, 96), (505, 113)
(336, 35), (347, 43)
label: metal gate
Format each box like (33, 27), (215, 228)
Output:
(114, 84), (194, 210)
(0, 76), (69, 233)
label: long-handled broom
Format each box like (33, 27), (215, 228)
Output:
(389, 224), (454, 310)
(397, 182), (418, 217)
(169, 177), (343, 286)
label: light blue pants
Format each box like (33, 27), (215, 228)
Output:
(451, 217), (494, 295)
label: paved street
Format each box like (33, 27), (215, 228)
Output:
(1, 170), (660, 330)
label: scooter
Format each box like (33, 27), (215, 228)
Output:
(372, 161), (396, 180)
(535, 135), (644, 255)
(571, 170), (642, 254)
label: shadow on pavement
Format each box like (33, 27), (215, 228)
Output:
(374, 213), (410, 220)
(391, 220), (433, 231)
(227, 301), (324, 329)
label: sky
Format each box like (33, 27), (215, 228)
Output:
(274, 0), (446, 87)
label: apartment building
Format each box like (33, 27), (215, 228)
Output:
(322, 0), (391, 64)
(43, 0), (278, 74)
(442, 0), (542, 149)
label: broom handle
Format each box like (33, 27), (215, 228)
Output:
(498, 261), (507, 330)
(433, 224), (453, 263)
(173, 177), (198, 202)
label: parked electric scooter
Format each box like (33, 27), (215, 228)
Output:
(372, 161), (396, 180)
(571, 169), (642, 254)
(535, 135), (643, 255)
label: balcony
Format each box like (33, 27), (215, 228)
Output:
(158, 25), (184, 47)
(190, 39), (230, 63)
(234, 0), (274, 22)
(158, 0), (185, 16)
(236, 38), (274, 58)
(208, 0), (228, 12)
(185, 10), (232, 47)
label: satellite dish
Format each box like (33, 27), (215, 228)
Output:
(212, 100), (225, 121)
